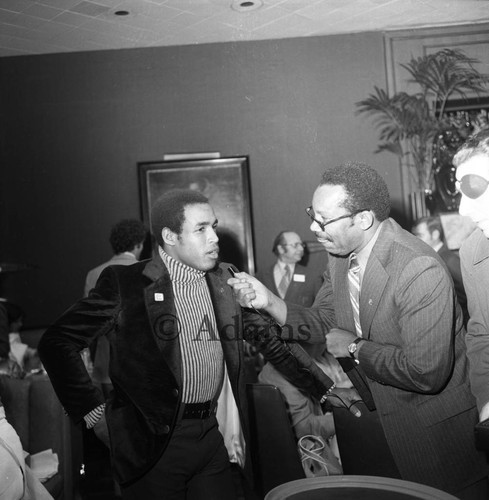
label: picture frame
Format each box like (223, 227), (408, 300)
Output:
(138, 156), (255, 274)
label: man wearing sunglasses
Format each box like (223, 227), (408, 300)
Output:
(230, 161), (488, 497)
(453, 127), (489, 427)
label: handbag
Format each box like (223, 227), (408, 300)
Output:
(298, 434), (343, 478)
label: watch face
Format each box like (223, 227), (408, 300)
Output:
(348, 342), (357, 354)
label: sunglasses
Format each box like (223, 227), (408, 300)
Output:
(456, 174), (489, 200)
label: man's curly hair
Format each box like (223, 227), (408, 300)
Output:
(151, 189), (209, 248)
(110, 219), (147, 254)
(320, 161), (391, 221)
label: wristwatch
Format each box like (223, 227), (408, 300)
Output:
(348, 337), (364, 359)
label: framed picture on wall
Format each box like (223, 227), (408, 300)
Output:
(138, 156), (255, 274)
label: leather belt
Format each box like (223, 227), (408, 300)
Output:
(181, 400), (216, 420)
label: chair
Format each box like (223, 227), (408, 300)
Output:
(246, 383), (305, 498)
(264, 476), (459, 500)
(333, 402), (400, 478)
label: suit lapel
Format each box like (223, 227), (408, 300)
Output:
(142, 257), (182, 387)
(360, 255), (388, 339)
(360, 220), (394, 339)
(265, 265), (279, 296)
(331, 221), (393, 339)
(142, 259), (241, 387)
(330, 256), (377, 410)
(206, 266), (241, 378)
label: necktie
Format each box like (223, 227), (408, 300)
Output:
(278, 265), (291, 298)
(348, 253), (362, 337)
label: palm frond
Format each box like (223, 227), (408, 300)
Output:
(401, 49), (489, 104)
(356, 48), (489, 192)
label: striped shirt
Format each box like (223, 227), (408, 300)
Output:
(160, 248), (224, 403)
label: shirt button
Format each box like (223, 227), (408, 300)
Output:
(162, 425), (170, 434)
(172, 388), (179, 398)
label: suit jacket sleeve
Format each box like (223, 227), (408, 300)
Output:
(38, 267), (120, 421)
(460, 240), (489, 411)
(243, 310), (334, 400)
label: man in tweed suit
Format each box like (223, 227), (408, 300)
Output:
(230, 162), (488, 497)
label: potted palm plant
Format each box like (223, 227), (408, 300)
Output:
(356, 48), (489, 219)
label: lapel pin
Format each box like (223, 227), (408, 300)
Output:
(154, 293), (164, 302)
(368, 299), (373, 305)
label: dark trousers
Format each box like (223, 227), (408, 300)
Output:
(121, 415), (237, 500)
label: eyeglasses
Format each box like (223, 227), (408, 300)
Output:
(305, 206), (367, 232)
(456, 174), (489, 200)
(282, 242), (306, 249)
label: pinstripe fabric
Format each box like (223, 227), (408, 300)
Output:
(84, 403), (106, 428)
(284, 218), (488, 493)
(161, 250), (224, 403)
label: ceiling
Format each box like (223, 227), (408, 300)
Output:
(1, 0), (489, 58)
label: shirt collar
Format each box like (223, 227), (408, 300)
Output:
(158, 246), (206, 284)
(433, 242), (443, 253)
(276, 260), (295, 273)
(355, 221), (384, 271)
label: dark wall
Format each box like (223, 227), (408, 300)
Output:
(0, 31), (402, 327)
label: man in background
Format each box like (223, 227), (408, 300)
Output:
(257, 230), (323, 307)
(453, 127), (489, 427)
(84, 219), (146, 295)
(258, 337), (350, 468)
(412, 215), (468, 325)
(84, 219), (146, 395)
(247, 230), (325, 381)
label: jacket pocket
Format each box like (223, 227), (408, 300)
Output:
(415, 383), (476, 428)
